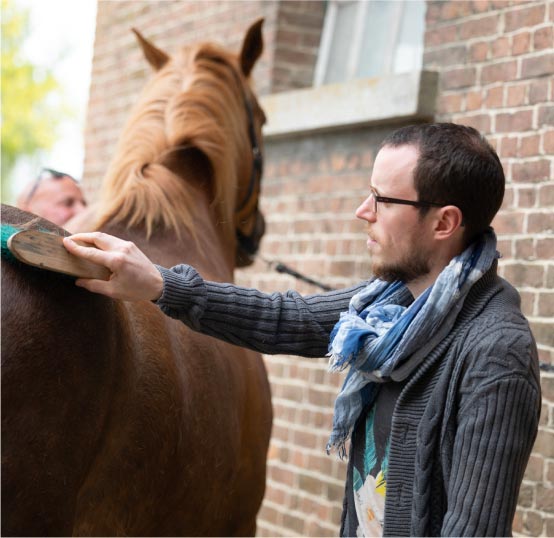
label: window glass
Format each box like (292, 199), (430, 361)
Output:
(357, 1), (399, 79)
(393, 0), (425, 74)
(315, 0), (426, 86)
(324, 1), (358, 84)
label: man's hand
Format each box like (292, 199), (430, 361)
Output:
(63, 232), (164, 301)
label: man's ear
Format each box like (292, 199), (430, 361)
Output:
(434, 205), (464, 240)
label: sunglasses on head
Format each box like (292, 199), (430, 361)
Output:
(26, 168), (78, 204)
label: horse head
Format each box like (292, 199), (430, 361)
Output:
(94, 19), (266, 268)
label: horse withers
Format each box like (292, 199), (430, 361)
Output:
(1, 19), (272, 537)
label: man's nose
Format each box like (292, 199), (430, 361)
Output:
(355, 197), (376, 222)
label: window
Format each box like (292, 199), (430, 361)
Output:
(314, 0), (426, 86)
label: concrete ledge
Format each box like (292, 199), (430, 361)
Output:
(260, 70), (438, 139)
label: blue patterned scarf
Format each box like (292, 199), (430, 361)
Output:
(327, 228), (499, 456)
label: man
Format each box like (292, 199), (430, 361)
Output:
(64, 123), (540, 537)
(17, 167), (87, 226)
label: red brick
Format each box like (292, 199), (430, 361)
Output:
(505, 4), (546, 32)
(466, 90), (483, 110)
(438, 93), (464, 114)
(283, 512), (307, 534)
(455, 113), (491, 133)
(536, 485), (554, 512)
(517, 186), (537, 208)
(470, 41), (489, 62)
(442, 66), (477, 89)
(512, 30), (531, 55)
(460, 14), (499, 39)
(522, 53), (554, 78)
(507, 83), (528, 107)
(496, 238), (512, 258)
(515, 238), (534, 260)
(534, 25), (554, 50)
(538, 292), (554, 317)
(544, 130), (554, 154)
(538, 183), (554, 205)
(481, 59), (518, 84)
(485, 85), (504, 108)
(519, 290), (536, 315)
(524, 510), (545, 536)
(426, 2), (442, 25)
(537, 238), (554, 260)
(471, 0), (491, 13)
(531, 320), (554, 348)
(492, 210), (525, 234)
(496, 110), (533, 133)
(539, 105), (554, 128)
(441, 1), (473, 20)
(512, 160), (551, 183)
(528, 210), (554, 233)
(533, 430), (554, 458)
(500, 135), (517, 158)
(503, 263), (544, 287)
(524, 454), (544, 482)
(425, 24), (459, 47)
(519, 134), (541, 157)
(492, 36), (511, 58)
(530, 78), (550, 104)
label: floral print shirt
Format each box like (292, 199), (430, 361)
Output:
(345, 381), (405, 537)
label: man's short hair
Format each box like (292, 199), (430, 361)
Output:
(382, 122), (505, 244)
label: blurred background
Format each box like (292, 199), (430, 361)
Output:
(1, 0), (96, 203)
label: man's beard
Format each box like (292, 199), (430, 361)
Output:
(372, 249), (431, 284)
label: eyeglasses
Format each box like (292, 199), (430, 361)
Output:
(26, 168), (78, 204)
(367, 187), (444, 214)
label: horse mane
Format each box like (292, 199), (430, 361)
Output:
(94, 42), (252, 240)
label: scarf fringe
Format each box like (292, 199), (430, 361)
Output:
(326, 435), (349, 460)
(327, 352), (352, 373)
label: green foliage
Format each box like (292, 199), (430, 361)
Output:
(1, 0), (68, 202)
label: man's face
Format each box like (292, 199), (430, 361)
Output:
(27, 177), (87, 226)
(355, 144), (434, 284)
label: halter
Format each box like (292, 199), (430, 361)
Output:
(235, 89), (264, 256)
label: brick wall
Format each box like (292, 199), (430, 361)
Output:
(84, 1), (553, 536)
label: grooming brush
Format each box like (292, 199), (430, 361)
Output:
(1, 226), (110, 280)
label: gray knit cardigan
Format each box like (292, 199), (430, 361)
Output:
(155, 262), (541, 537)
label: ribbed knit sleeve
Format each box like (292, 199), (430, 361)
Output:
(155, 263), (369, 358)
(442, 374), (540, 536)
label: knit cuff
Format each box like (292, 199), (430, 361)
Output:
(154, 264), (207, 330)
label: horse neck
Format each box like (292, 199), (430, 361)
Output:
(100, 168), (237, 283)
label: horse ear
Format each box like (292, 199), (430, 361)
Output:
(132, 28), (170, 71)
(240, 18), (264, 77)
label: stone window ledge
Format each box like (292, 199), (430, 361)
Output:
(260, 70), (438, 140)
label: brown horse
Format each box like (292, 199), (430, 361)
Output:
(1, 19), (272, 537)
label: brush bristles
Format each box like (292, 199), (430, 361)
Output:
(1, 225), (22, 262)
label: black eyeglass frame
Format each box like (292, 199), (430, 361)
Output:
(25, 168), (78, 204)
(368, 187), (444, 213)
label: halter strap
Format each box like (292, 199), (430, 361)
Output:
(236, 94), (263, 213)
(234, 81), (264, 257)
